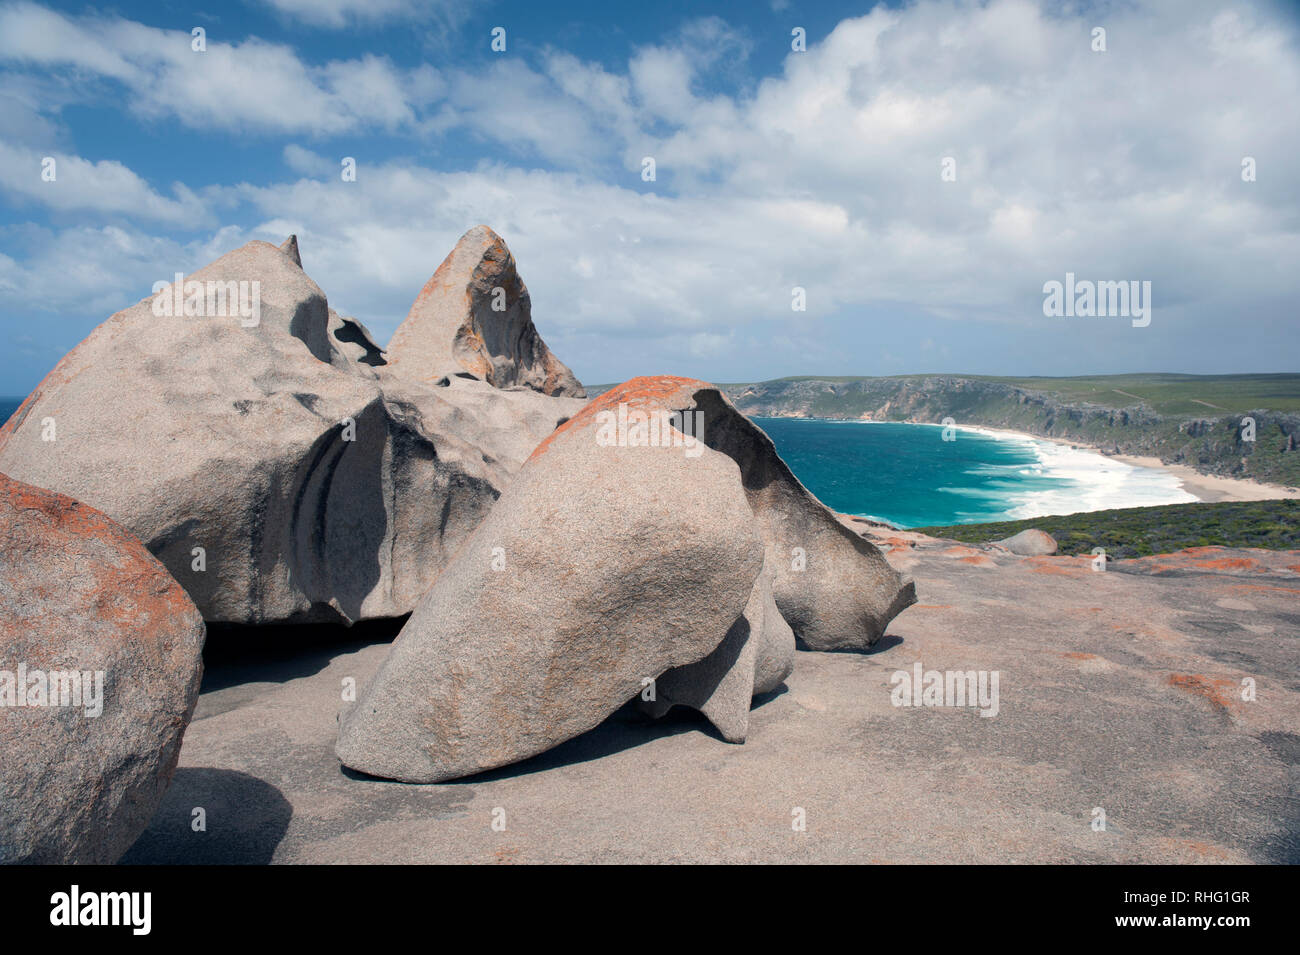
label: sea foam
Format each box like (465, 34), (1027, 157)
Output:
(956, 425), (1196, 519)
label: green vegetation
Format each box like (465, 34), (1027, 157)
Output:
(722, 372), (1300, 487)
(962, 373), (1300, 416)
(727, 373), (1300, 414)
(914, 499), (1300, 557)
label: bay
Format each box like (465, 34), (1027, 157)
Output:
(753, 416), (1196, 529)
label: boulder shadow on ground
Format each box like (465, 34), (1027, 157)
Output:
(200, 616), (408, 693)
(120, 768), (292, 864)
(795, 632), (904, 655)
(448, 685), (793, 784)
(1256, 731), (1300, 864)
(339, 685), (793, 786)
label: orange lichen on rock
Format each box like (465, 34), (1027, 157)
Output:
(0, 472), (197, 639)
(1, 470), (205, 864)
(1223, 583), (1300, 595)
(1191, 557), (1262, 571)
(1166, 673), (1239, 710)
(1126, 547), (1292, 576)
(528, 375), (709, 462)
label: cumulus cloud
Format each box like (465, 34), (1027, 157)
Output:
(0, 142), (209, 224)
(0, 2), (443, 135)
(281, 144), (337, 179)
(0, 0), (1298, 391)
(260, 0), (475, 31)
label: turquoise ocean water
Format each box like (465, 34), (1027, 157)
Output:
(0, 397), (1194, 529)
(754, 417), (1196, 529)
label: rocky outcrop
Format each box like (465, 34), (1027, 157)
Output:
(0, 473), (205, 864)
(385, 225), (585, 398)
(127, 528), (1300, 864)
(336, 382), (768, 782)
(637, 557), (794, 742)
(674, 382), (917, 650)
(0, 235), (583, 627)
(996, 528), (1058, 556)
(279, 234), (302, 267)
(337, 376), (915, 782)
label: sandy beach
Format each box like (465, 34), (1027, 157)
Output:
(954, 423), (1298, 505)
(1106, 454), (1298, 502)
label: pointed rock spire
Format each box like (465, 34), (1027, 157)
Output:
(385, 225), (585, 397)
(0, 237), (585, 629)
(279, 234), (302, 268)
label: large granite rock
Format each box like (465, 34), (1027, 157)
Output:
(0, 236), (582, 626)
(337, 375), (915, 782)
(385, 225), (586, 398)
(336, 387), (768, 782)
(995, 528), (1058, 556)
(637, 556), (795, 742)
(0, 473), (205, 864)
(569, 377), (917, 651)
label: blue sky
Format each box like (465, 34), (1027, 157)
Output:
(1, 0), (1298, 395)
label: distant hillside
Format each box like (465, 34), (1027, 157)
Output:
(708, 374), (1300, 488)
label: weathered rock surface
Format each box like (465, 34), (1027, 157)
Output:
(279, 234), (302, 267)
(637, 557), (795, 742)
(996, 528), (1058, 556)
(385, 225), (585, 397)
(127, 536), (1300, 864)
(327, 308), (386, 374)
(0, 236), (582, 627)
(336, 397), (767, 781)
(0, 473), (205, 864)
(570, 377), (917, 650)
(337, 375), (914, 781)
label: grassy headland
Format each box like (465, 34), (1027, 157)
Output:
(914, 499), (1300, 556)
(713, 373), (1300, 488)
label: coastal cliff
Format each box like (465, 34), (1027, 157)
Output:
(716, 375), (1300, 488)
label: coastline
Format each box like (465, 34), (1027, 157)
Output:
(1110, 454), (1296, 503)
(931, 422), (1299, 504)
(748, 412), (1299, 506)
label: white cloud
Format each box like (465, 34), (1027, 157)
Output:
(0, 2), (443, 135)
(0, 142), (208, 224)
(1, 0), (1299, 386)
(281, 144), (337, 178)
(0, 224), (197, 315)
(688, 331), (732, 358)
(260, 0), (473, 30)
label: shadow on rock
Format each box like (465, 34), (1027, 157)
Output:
(796, 633), (904, 655)
(200, 616), (407, 692)
(120, 768), (292, 864)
